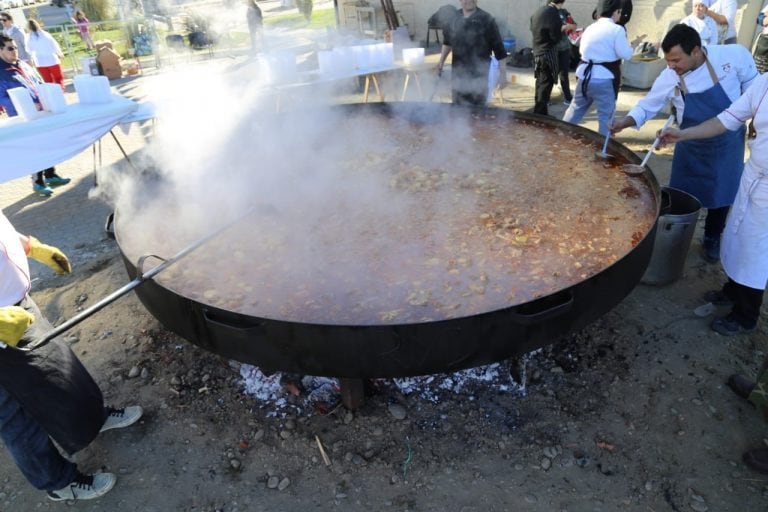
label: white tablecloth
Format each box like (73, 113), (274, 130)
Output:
(0, 95), (139, 182)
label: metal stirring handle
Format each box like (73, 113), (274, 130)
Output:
(640, 114), (676, 168)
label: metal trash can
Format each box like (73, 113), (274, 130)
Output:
(641, 187), (701, 286)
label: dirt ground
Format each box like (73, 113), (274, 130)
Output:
(2, 71), (768, 512)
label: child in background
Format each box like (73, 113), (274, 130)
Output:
(72, 11), (94, 50)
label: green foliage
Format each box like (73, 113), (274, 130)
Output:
(183, 11), (210, 35)
(296, 0), (313, 22)
(264, 5), (334, 30)
(79, 0), (113, 22)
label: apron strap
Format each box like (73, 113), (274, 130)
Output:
(678, 53), (718, 96)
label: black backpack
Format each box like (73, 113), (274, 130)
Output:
(509, 47), (534, 68)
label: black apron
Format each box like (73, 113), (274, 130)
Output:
(580, 59), (622, 98)
(0, 296), (104, 455)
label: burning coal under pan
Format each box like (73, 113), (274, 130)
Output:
(113, 103), (660, 394)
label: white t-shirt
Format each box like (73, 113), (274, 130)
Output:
(627, 45), (759, 128)
(0, 212), (30, 307)
(26, 30), (62, 67)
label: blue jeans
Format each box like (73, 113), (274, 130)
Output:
(0, 386), (77, 490)
(562, 77), (616, 136)
(0, 296), (77, 491)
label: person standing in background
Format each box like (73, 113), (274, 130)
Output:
(25, 19), (64, 91)
(1, 12), (30, 65)
(707, 0), (738, 44)
(612, 24), (758, 263)
(437, 0), (508, 107)
(554, 1), (576, 105)
(681, 0), (719, 47)
(530, 0), (571, 116)
(563, 0), (632, 136)
(0, 35), (71, 196)
(755, 5), (768, 73)
(72, 11), (95, 51)
(246, 0), (263, 54)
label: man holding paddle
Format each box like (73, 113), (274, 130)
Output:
(0, 210), (142, 502)
(612, 24), (757, 263)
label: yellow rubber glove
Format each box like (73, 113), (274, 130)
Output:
(28, 237), (72, 275)
(0, 306), (35, 347)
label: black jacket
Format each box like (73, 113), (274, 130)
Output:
(530, 4), (563, 56)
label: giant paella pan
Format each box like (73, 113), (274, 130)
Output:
(112, 103), (660, 379)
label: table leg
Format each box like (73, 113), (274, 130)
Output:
(364, 74), (371, 103)
(414, 73), (423, 100)
(92, 143), (97, 185)
(401, 72), (411, 101)
(109, 130), (139, 173)
(371, 74), (384, 102)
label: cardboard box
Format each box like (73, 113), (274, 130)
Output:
(622, 56), (667, 90)
(97, 47), (122, 80)
(94, 40), (114, 51)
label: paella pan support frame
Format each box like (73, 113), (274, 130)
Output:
(339, 378), (365, 410)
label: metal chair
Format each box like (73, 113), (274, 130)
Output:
(426, 22), (440, 48)
(164, 34), (188, 66)
(427, 5), (458, 48)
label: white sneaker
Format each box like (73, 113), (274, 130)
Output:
(47, 472), (116, 501)
(100, 405), (143, 433)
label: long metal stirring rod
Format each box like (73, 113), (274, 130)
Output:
(596, 110), (616, 159)
(20, 207), (260, 351)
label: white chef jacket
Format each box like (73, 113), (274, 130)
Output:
(575, 17), (633, 80)
(626, 44), (758, 129)
(680, 14), (719, 47)
(26, 30), (62, 67)
(717, 72), (768, 289)
(709, 0), (737, 41)
(0, 212), (31, 307)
